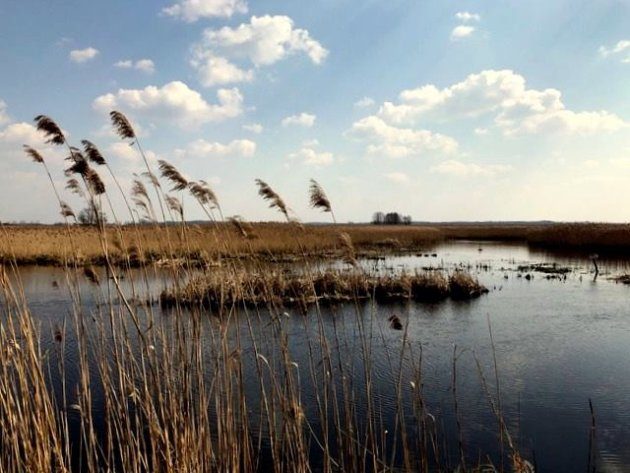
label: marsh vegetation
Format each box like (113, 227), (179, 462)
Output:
(1, 111), (628, 472)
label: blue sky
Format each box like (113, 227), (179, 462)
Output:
(1, 0), (629, 223)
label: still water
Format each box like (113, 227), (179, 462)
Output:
(7, 240), (630, 472)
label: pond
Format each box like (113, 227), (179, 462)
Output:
(5, 240), (630, 472)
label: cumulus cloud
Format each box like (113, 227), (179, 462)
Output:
(289, 147), (333, 166)
(92, 81), (244, 128)
(377, 69), (627, 135)
(282, 112), (316, 128)
(347, 115), (458, 158)
(243, 123), (263, 133)
(107, 142), (138, 162)
(354, 97), (375, 108)
(69, 47), (99, 63)
(0, 122), (43, 145)
(431, 160), (510, 177)
(0, 100), (9, 126)
(455, 12), (481, 22)
(174, 138), (256, 158)
(0, 120), (65, 167)
(190, 52), (253, 87)
(599, 40), (630, 63)
(162, 0), (247, 22)
(384, 172), (409, 183)
(450, 25), (475, 41)
(198, 15), (328, 67)
(115, 58), (156, 74)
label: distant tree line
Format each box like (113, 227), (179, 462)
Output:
(371, 212), (412, 225)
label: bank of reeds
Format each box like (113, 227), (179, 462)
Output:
(0, 223), (443, 266)
(6, 221), (630, 267)
(160, 268), (487, 310)
(0, 111), (533, 473)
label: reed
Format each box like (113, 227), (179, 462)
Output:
(0, 110), (535, 473)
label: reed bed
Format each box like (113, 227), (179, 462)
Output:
(0, 111), (535, 473)
(5, 221), (630, 267)
(0, 224), (442, 266)
(160, 267), (487, 310)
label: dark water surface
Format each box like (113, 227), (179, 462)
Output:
(7, 241), (630, 472)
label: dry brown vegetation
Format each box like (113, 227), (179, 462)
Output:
(4, 222), (630, 266)
(161, 267), (487, 311)
(0, 223), (442, 266)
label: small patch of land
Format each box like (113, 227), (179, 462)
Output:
(160, 268), (488, 310)
(2, 221), (630, 266)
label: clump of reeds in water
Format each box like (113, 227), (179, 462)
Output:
(160, 267), (487, 311)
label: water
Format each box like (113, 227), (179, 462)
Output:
(5, 240), (630, 472)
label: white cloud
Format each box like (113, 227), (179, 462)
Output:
(69, 47), (99, 63)
(474, 127), (489, 135)
(455, 12), (481, 22)
(347, 115), (458, 158)
(0, 100), (9, 126)
(282, 112), (316, 128)
(450, 25), (475, 41)
(190, 51), (253, 87)
(0, 120), (65, 167)
(162, 0), (247, 22)
(93, 81), (244, 128)
(384, 172), (409, 183)
(135, 59), (156, 74)
(302, 138), (319, 147)
(377, 69), (627, 135)
(431, 160), (510, 177)
(243, 123), (263, 134)
(354, 97), (375, 108)
(200, 15), (328, 67)
(115, 58), (155, 74)
(108, 142), (138, 162)
(599, 40), (630, 63)
(0, 122), (43, 144)
(289, 147), (333, 166)
(175, 138), (256, 158)
(115, 60), (133, 68)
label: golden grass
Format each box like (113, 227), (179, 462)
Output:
(4, 222), (630, 266)
(0, 223), (443, 266)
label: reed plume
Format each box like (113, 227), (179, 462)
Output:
(23, 145), (44, 163)
(81, 140), (106, 165)
(309, 179), (333, 215)
(85, 168), (105, 195)
(255, 179), (289, 220)
(66, 178), (85, 197)
(34, 115), (65, 145)
(59, 202), (76, 219)
(65, 153), (89, 177)
(338, 231), (357, 266)
(189, 181), (219, 209)
(110, 111), (136, 140)
(158, 160), (188, 191)
(165, 195), (184, 220)
(228, 215), (255, 239)
(142, 171), (161, 189)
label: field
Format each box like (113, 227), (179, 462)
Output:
(3, 221), (630, 266)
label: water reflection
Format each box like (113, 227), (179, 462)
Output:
(3, 241), (630, 471)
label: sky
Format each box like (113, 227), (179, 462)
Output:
(0, 0), (629, 223)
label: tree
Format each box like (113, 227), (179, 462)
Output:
(77, 205), (107, 226)
(372, 211), (385, 224)
(384, 212), (402, 225)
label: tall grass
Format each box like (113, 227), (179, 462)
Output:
(0, 112), (535, 472)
